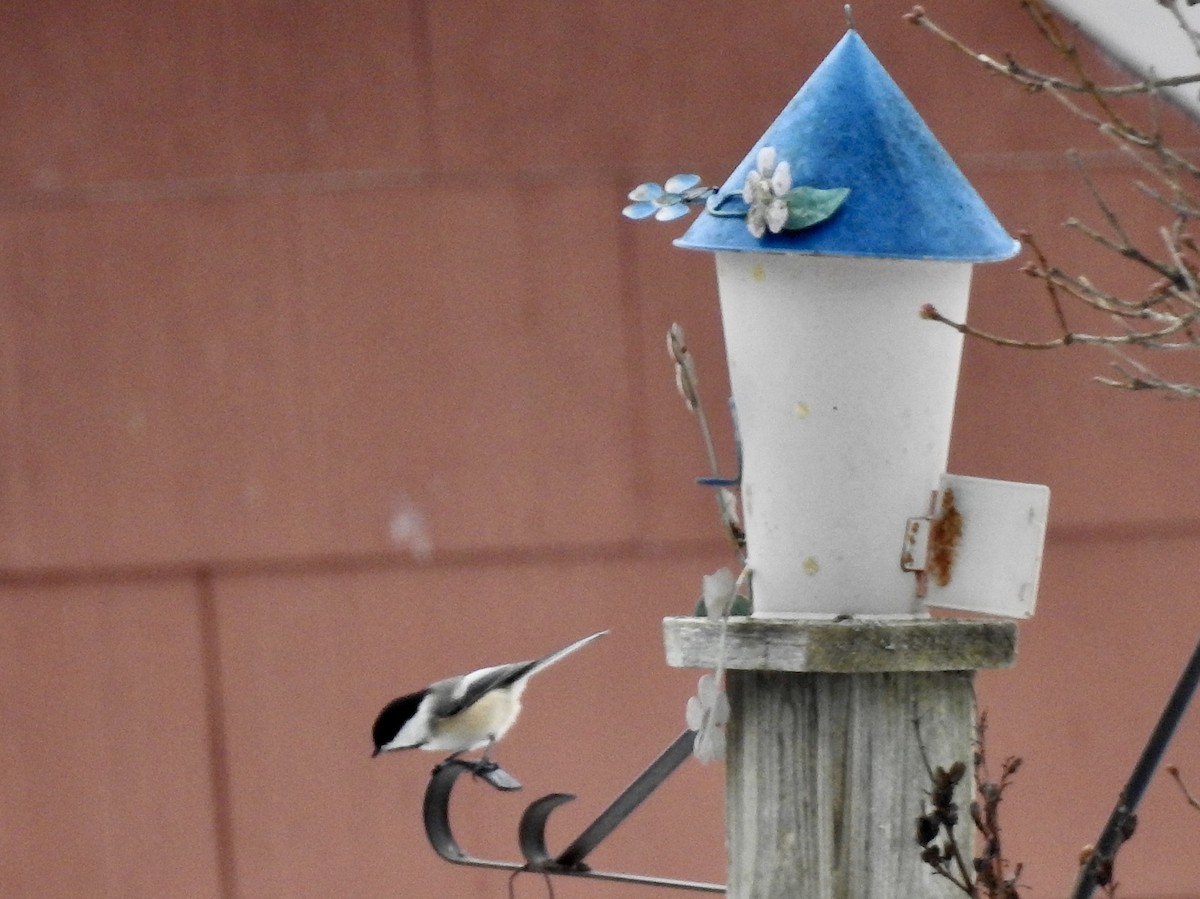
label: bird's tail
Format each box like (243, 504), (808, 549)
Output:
(523, 629), (608, 680)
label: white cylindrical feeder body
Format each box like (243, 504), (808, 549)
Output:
(715, 251), (971, 617)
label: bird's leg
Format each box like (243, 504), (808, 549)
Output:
(474, 735), (499, 774)
(432, 750), (465, 774)
(465, 734), (521, 789)
(433, 737), (518, 792)
(432, 741), (500, 778)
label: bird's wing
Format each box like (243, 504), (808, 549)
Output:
(429, 661), (537, 719)
(428, 631), (608, 719)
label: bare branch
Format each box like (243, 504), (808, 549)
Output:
(1166, 765), (1200, 811)
(1162, 1), (1200, 60)
(1099, 350), (1200, 398)
(906, 5), (1200, 95)
(908, 1), (1200, 397)
(920, 303), (1070, 350)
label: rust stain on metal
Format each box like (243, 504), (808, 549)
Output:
(928, 488), (962, 588)
(901, 519), (921, 570)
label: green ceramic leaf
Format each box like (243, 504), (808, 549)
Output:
(693, 594), (753, 617)
(783, 186), (850, 230)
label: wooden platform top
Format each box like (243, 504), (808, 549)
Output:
(663, 615), (1017, 673)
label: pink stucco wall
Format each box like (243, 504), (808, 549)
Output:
(1, 3), (1197, 897)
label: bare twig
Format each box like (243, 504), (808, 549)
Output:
(907, 2), (1200, 397)
(915, 710), (1025, 898)
(667, 323), (746, 553)
(906, 5), (1200, 96)
(1166, 764), (1200, 811)
(920, 302), (1070, 350)
(1163, 1), (1200, 60)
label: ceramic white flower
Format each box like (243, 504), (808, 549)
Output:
(741, 146), (792, 238)
(702, 566), (737, 618)
(686, 672), (731, 763)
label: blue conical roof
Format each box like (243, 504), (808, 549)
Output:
(675, 30), (1019, 261)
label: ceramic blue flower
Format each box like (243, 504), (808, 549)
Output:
(623, 174), (711, 221)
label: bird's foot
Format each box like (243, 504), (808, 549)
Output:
(472, 757), (499, 775)
(476, 764), (521, 791)
(430, 755), (520, 790)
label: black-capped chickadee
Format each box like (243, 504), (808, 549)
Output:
(371, 630), (608, 766)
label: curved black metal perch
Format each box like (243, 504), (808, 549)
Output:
(422, 729), (725, 893)
(517, 792), (577, 868)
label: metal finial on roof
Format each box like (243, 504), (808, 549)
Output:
(844, 4), (855, 30)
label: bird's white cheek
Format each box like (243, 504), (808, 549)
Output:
(384, 697), (437, 751)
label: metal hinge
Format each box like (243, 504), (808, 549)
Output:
(901, 473), (1050, 619)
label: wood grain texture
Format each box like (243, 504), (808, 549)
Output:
(726, 669), (974, 899)
(664, 616), (1017, 672)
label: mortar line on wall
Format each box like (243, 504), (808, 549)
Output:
(1046, 517), (1200, 545)
(196, 568), (240, 899)
(0, 149), (1182, 211)
(1, 520), (1197, 590)
(0, 537), (726, 589)
(407, 0), (441, 171)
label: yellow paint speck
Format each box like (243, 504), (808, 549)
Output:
(793, 402), (810, 419)
(803, 557), (820, 576)
(751, 263), (766, 282)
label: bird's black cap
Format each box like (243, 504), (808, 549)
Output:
(371, 689), (427, 756)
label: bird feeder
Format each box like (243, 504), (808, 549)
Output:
(673, 29), (1046, 619)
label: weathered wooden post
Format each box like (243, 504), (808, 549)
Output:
(656, 26), (1050, 898)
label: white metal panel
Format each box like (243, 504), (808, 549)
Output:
(923, 474), (1050, 619)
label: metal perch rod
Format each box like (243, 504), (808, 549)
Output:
(1071, 636), (1200, 899)
(422, 729), (725, 893)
